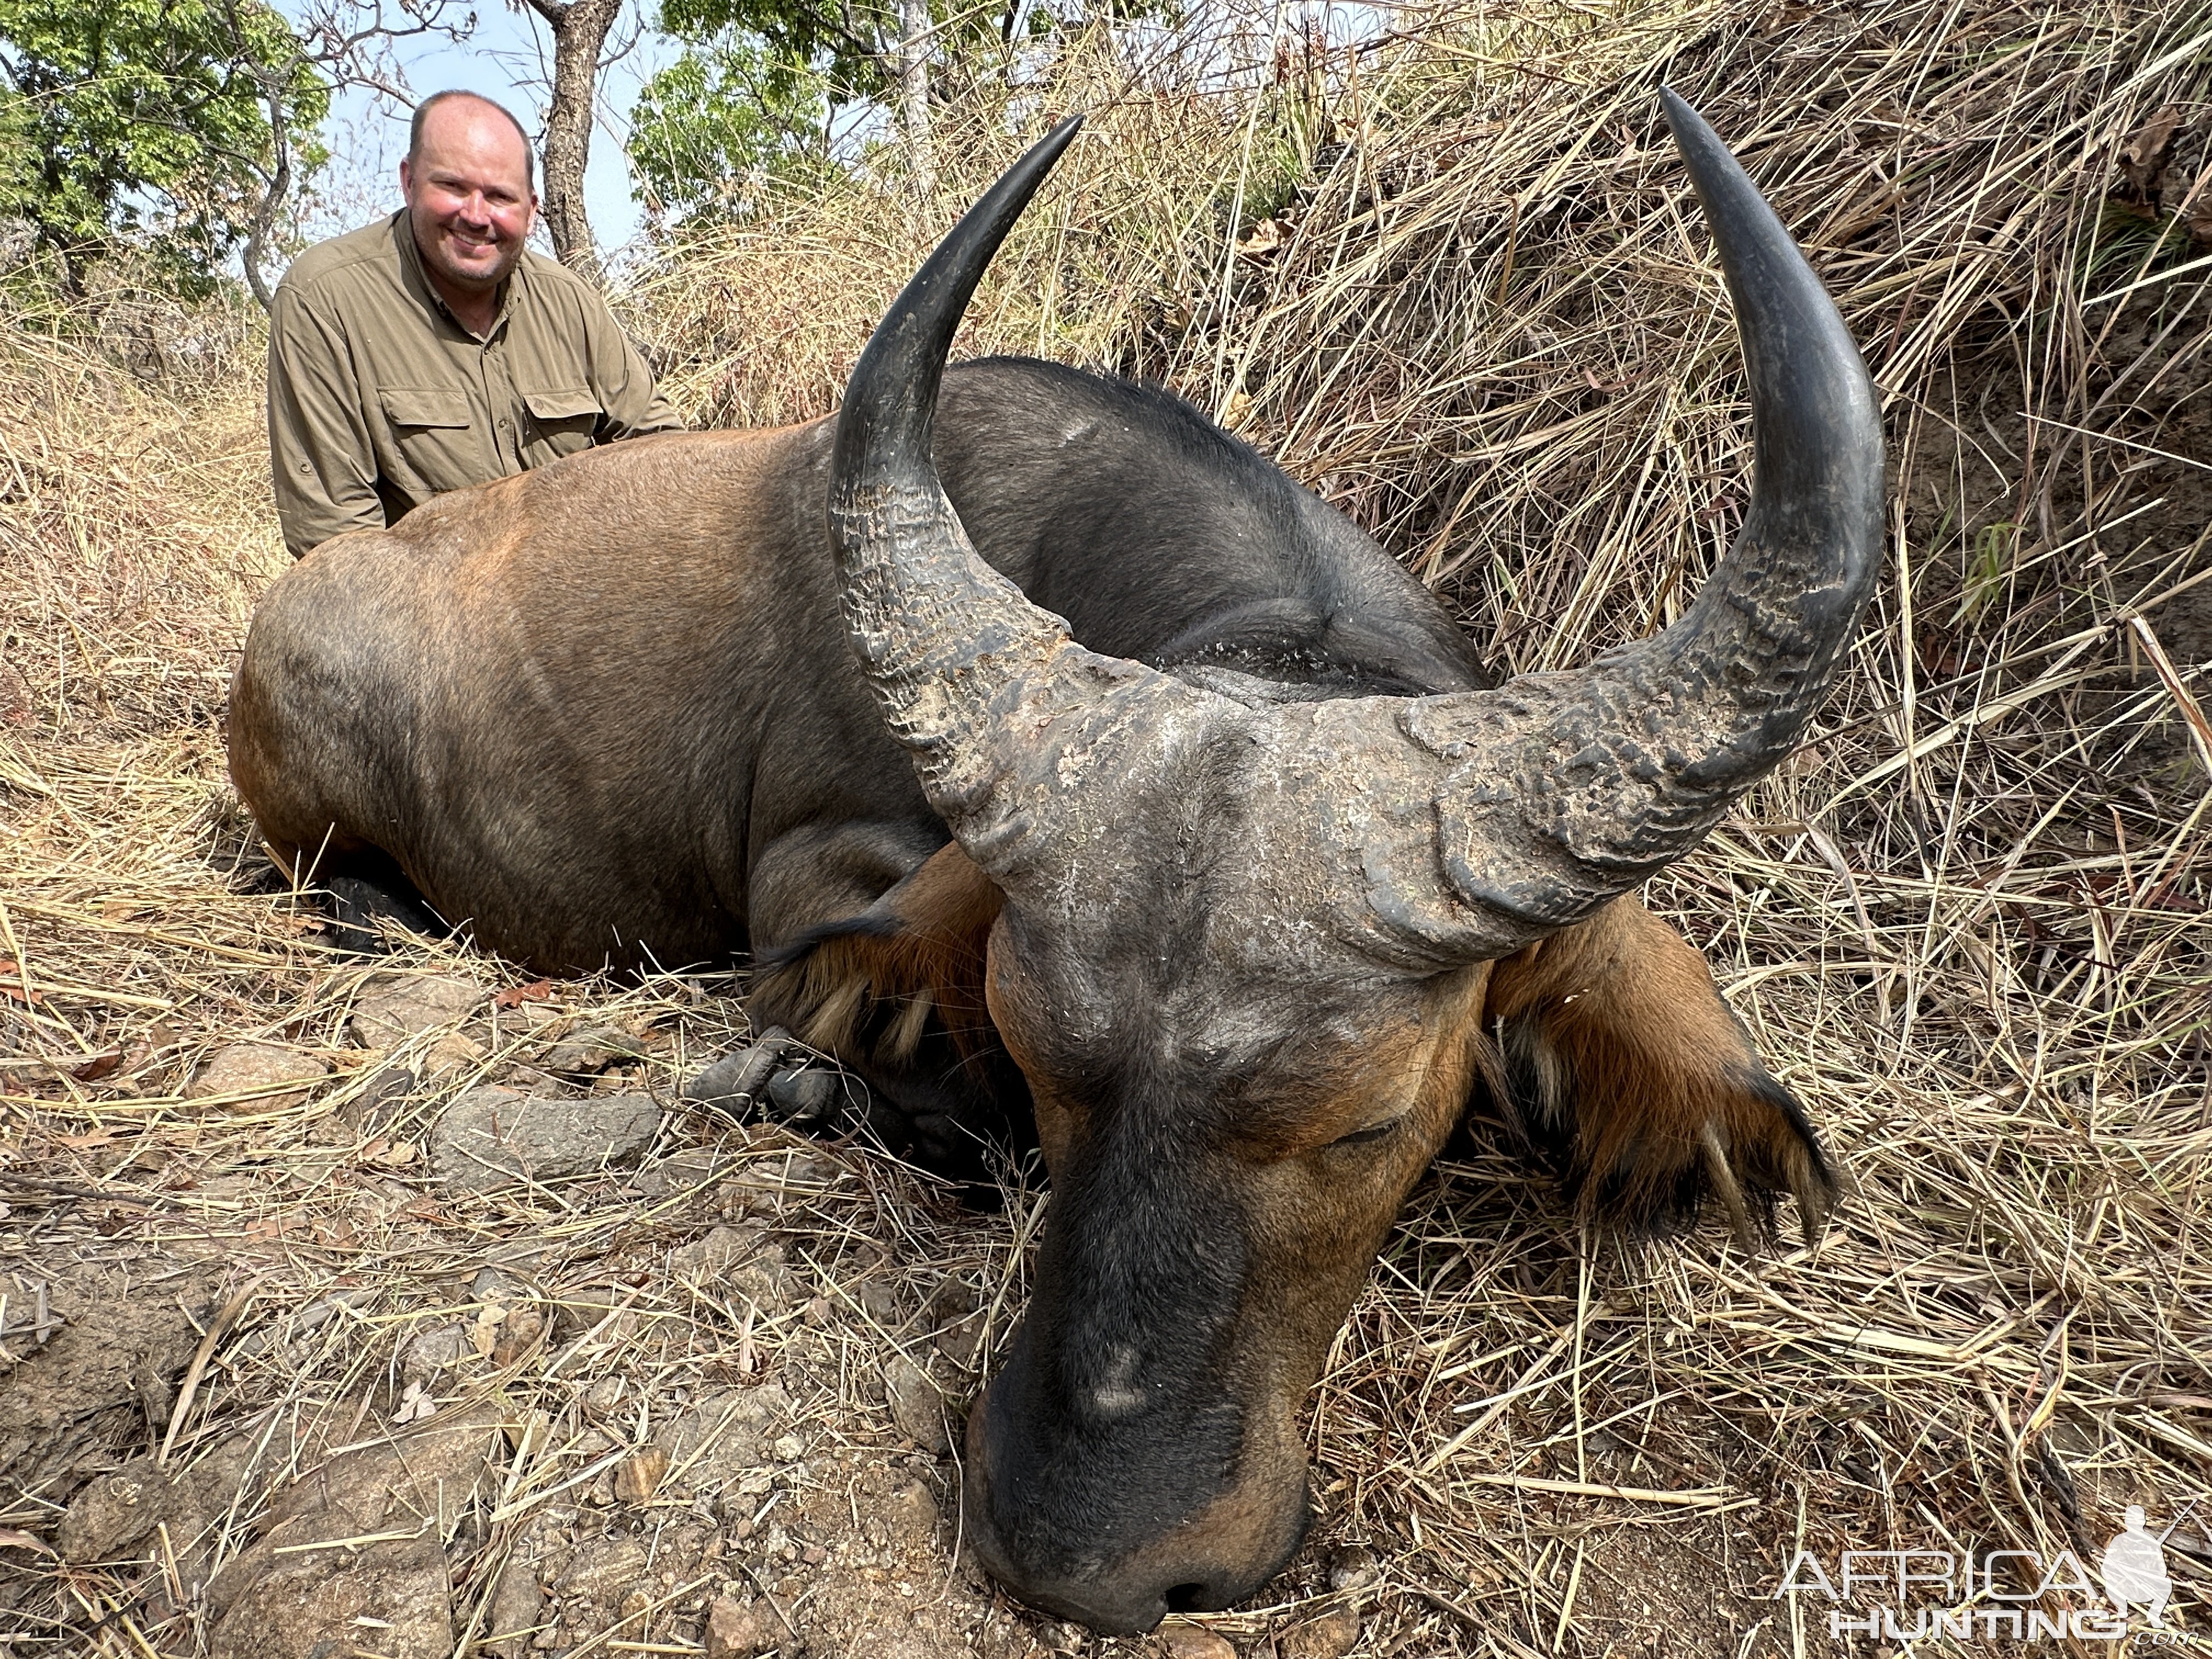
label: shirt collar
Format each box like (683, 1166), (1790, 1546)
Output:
(390, 208), (518, 342)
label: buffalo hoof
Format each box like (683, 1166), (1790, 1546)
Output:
(682, 1028), (793, 1116)
(763, 1066), (843, 1127)
(321, 873), (446, 957)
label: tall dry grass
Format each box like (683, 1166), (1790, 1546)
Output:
(2, 0), (2210, 1652)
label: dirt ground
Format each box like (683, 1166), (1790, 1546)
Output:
(0, 977), (1826, 1659)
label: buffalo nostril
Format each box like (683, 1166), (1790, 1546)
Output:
(1164, 1582), (1210, 1613)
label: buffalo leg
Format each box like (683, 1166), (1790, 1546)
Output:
(1479, 896), (1835, 1246)
(748, 838), (1031, 1181)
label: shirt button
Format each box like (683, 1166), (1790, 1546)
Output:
(297, 460), (311, 472)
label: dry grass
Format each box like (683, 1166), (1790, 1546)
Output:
(3, 0), (2211, 1654)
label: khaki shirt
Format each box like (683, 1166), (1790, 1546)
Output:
(268, 212), (681, 558)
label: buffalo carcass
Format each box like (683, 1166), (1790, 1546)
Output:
(229, 96), (1881, 1634)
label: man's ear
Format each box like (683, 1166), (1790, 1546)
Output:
(398, 156), (414, 198)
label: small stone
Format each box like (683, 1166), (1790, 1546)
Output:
(186, 1043), (329, 1112)
(349, 974), (484, 1048)
(470, 1266), (528, 1302)
(934, 1313), (986, 1370)
(856, 1279), (901, 1324)
(348, 1064), (416, 1130)
(670, 1224), (767, 1279)
(429, 1087), (662, 1193)
(613, 1447), (670, 1505)
(883, 1356), (949, 1454)
(1327, 1544), (1380, 1593)
(771, 1434), (804, 1463)
(800, 1542), (826, 1564)
(484, 1558), (544, 1658)
(402, 1322), (471, 1384)
(703, 1594), (770, 1658)
(543, 1025), (631, 1075)
(1158, 1627), (1236, 1659)
(1278, 1608), (1360, 1659)
(492, 1307), (546, 1366)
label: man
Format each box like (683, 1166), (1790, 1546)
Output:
(268, 90), (680, 560)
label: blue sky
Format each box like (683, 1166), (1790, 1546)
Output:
(289, 2), (682, 261)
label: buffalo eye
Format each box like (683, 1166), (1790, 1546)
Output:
(1327, 1117), (1403, 1149)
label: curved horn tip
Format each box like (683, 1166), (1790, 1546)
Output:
(834, 112), (1088, 486)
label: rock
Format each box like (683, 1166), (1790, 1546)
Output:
(470, 1266), (531, 1302)
(1326, 1543), (1380, 1593)
(205, 1405), (506, 1657)
(402, 1321), (472, 1384)
(613, 1446), (669, 1505)
(211, 1535), (454, 1659)
(492, 1306), (546, 1366)
(349, 974), (484, 1048)
(484, 1557), (545, 1658)
(704, 1594), (774, 1658)
(185, 1042), (328, 1111)
(429, 1087), (662, 1193)
(669, 1224), (798, 1312)
(888, 1479), (939, 1531)
(634, 1148), (722, 1199)
(57, 1436), (258, 1564)
(1159, 1626), (1237, 1659)
(934, 1313), (986, 1370)
(662, 1383), (791, 1497)
(348, 1064), (418, 1130)
(542, 1025), (636, 1075)
(883, 1356), (950, 1454)
(1278, 1609), (1360, 1659)
(0, 1262), (219, 1498)
(856, 1278), (902, 1325)
(672, 1223), (769, 1277)
(553, 1531), (651, 1609)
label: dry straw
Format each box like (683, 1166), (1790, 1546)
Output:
(3, 0), (2210, 1651)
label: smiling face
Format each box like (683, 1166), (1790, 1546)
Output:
(399, 95), (536, 309)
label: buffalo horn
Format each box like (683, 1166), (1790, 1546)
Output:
(825, 116), (1105, 850)
(1355, 88), (1886, 955)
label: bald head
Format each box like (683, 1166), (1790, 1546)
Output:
(409, 91), (535, 192)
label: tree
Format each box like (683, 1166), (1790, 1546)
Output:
(628, 29), (828, 222)
(520, 0), (623, 276)
(0, 0), (330, 295)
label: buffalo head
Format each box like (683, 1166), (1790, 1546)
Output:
(824, 98), (1882, 1633)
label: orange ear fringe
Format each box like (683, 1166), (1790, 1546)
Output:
(1480, 898), (1835, 1246)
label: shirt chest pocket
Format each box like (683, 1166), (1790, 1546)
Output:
(521, 386), (602, 462)
(377, 387), (480, 495)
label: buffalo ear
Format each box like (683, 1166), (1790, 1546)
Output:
(750, 840), (1007, 1074)
(1475, 897), (1835, 1249)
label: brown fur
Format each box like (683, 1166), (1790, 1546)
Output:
(1481, 895), (1834, 1243)
(750, 842), (1005, 1075)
